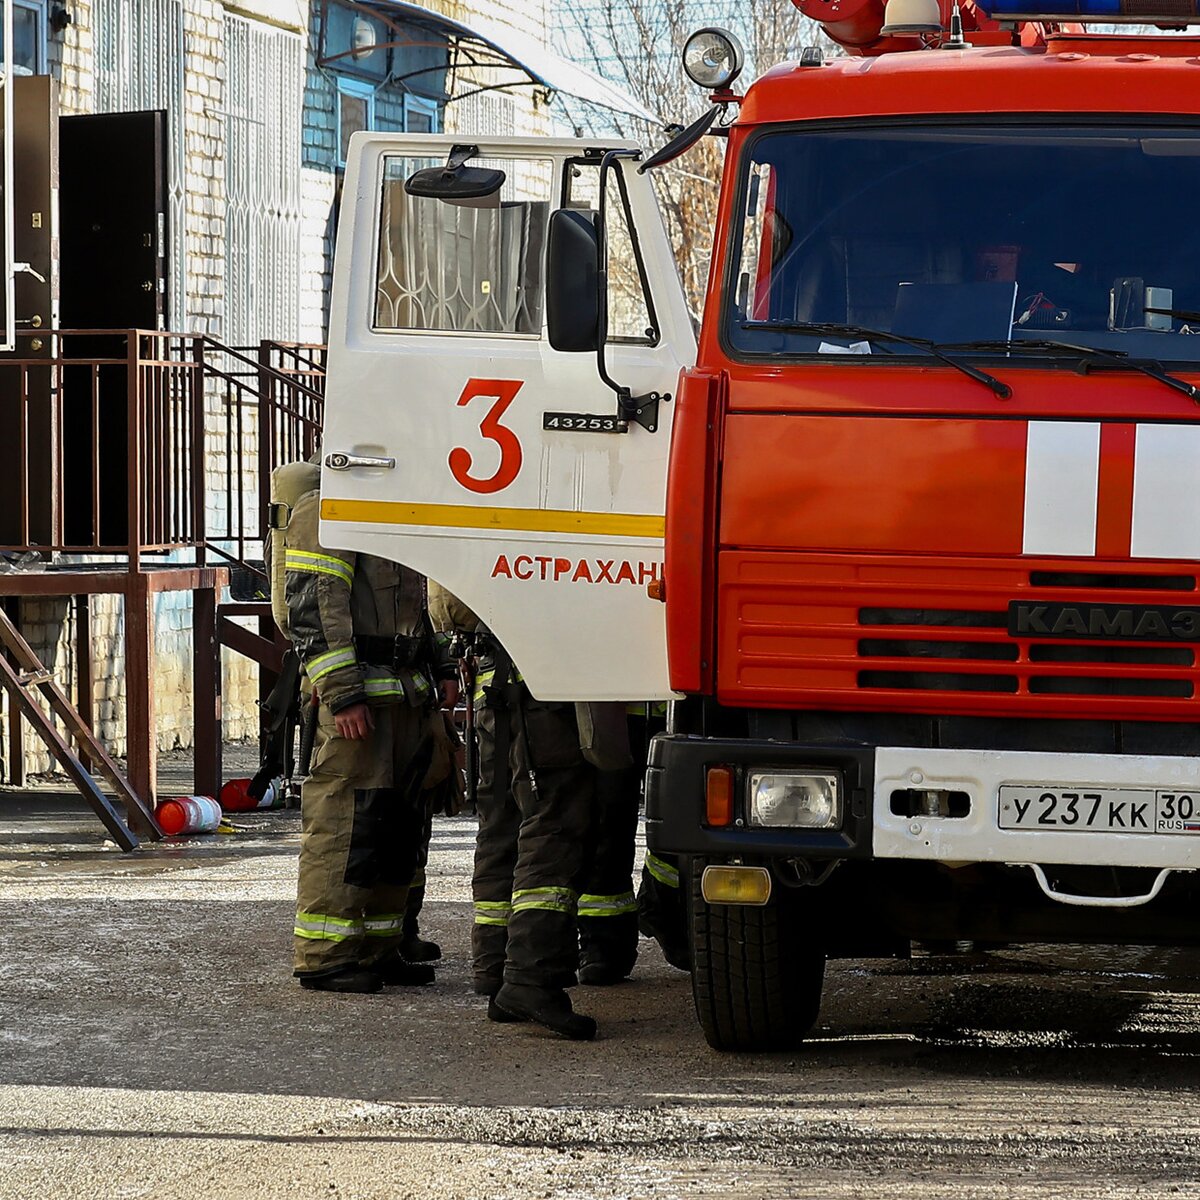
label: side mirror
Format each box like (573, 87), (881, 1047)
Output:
(546, 208), (600, 353)
(405, 144), (506, 202)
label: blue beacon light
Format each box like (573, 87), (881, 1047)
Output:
(976, 0), (1200, 18)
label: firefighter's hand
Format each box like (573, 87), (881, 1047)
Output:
(439, 679), (460, 710)
(334, 702), (374, 740)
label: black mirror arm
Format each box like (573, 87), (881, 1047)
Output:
(595, 150), (662, 433)
(638, 105), (722, 174)
(443, 144), (478, 174)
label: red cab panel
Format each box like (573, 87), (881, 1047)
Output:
(719, 414), (1028, 555)
(664, 369), (722, 693)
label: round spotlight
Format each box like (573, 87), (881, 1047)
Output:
(352, 15), (377, 59)
(682, 27), (745, 90)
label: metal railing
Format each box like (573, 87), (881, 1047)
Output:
(200, 337), (326, 574)
(0, 330), (326, 572)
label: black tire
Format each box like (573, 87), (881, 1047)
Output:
(689, 859), (826, 1052)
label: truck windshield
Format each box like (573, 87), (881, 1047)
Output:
(726, 123), (1200, 366)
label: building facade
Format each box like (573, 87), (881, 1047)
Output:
(1, 0), (554, 775)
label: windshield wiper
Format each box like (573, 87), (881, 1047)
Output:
(1146, 306), (1200, 324)
(740, 321), (1012, 399)
(947, 339), (1199, 403)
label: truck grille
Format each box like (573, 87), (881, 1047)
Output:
(859, 573), (1195, 700)
(719, 553), (1200, 718)
(858, 572), (1197, 699)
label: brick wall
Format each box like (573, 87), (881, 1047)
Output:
(2, 0), (263, 778)
(2, 0), (556, 780)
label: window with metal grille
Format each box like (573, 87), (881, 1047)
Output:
(449, 90), (516, 140)
(94, 0), (185, 330)
(224, 14), (303, 347)
(374, 154), (552, 335)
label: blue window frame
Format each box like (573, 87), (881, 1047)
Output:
(336, 76), (375, 168)
(403, 93), (439, 134)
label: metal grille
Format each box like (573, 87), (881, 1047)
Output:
(450, 90), (516, 138)
(722, 552), (1200, 720)
(375, 157), (550, 334)
(857, 574), (1200, 699)
(94, 0), (185, 330)
(223, 14), (303, 347)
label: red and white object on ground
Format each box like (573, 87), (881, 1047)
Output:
(218, 777), (281, 812)
(155, 795), (223, 836)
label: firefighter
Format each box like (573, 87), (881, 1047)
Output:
(576, 707), (647, 985)
(578, 705), (686, 984)
(638, 850), (690, 973)
(576, 761), (640, 985)
(428, 583), (599, 1040)
(402, 708), (467, 963)
(283, 482), (457, 993)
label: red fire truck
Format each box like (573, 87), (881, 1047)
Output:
(321, 0), (1200, 1049)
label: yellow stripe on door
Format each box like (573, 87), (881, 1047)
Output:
(321, 498), (665, 540)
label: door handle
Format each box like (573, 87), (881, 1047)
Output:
(325, 452), (396, 471)
(14, 262), (47, 284)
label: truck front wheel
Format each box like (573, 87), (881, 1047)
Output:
(689, 860), (826, 1052)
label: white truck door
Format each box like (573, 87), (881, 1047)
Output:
(320, 134), (696, 701)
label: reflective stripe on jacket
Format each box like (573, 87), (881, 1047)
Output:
(284, 489), (431, 714)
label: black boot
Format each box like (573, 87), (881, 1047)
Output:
(492, 983), (597, 1040)
(400, 934), (442, 962)
(369, 948), (436, 986)
(299, 966), (383, 994)
(638, 913), (690, 973)
(487, 997), (528, 1023)
(475, 976), (527, 1023)
(401, 887), (442, 961)
(578, 958), (634, 986)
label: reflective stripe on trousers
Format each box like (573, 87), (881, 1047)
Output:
(474, 900), (512, 927)
(577, 890), (637, 918)
(362, 912), (405, 936)
(510, 886), (577, 916)
(645, 853), (680, 889)
(294, 911), (364, 941)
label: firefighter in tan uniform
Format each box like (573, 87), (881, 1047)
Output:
(429, 583), (599, 1039)
(402, 709), (467, 963)
(284, 486), (457, 993)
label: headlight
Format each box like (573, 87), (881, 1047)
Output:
(682, 27), (745, 90)
(748, 771), (841, 828)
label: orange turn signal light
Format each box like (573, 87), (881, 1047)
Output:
(706, 765), (734, 827)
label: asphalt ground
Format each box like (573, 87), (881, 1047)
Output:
(2, 757), (1200, 1199)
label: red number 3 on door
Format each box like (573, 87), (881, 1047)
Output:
(449, 378), (524, 495)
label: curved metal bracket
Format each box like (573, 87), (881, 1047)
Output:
(1024, 863), (1176, 908)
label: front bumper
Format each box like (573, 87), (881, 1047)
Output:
(646, 735), (1200, 872)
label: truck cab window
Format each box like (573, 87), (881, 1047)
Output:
(727, 125), (1200, 365)
(374, 155), (553, 335)
(564, 161), (657, 344)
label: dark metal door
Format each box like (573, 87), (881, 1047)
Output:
(0, 76), (59, 550)
(59, 110), (169, 548)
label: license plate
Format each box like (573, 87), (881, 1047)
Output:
(998, 786), (1200, 834)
